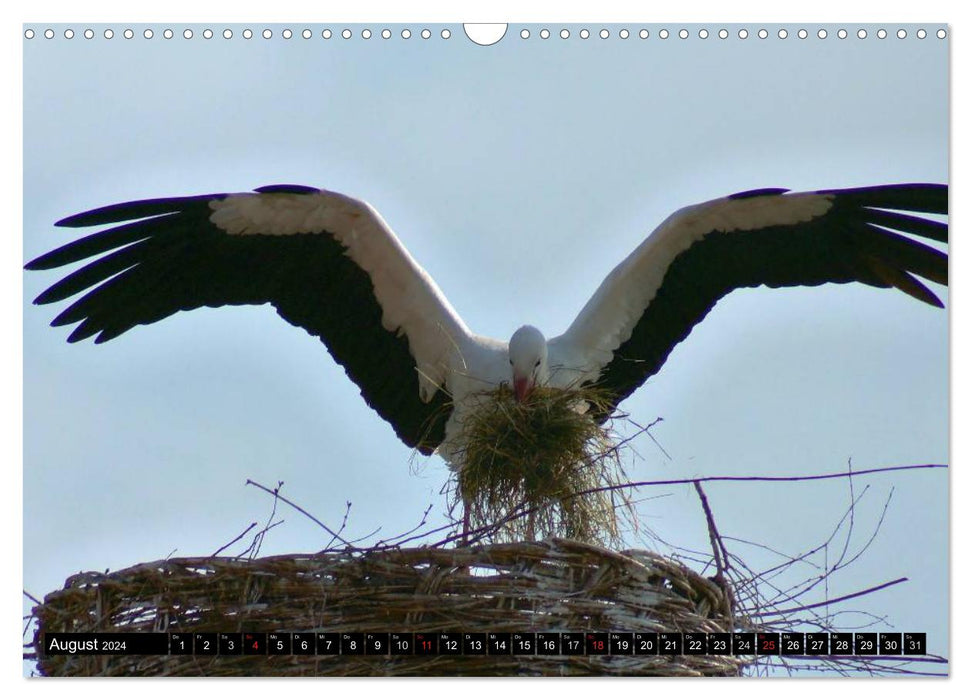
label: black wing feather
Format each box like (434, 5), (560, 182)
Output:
(817, 182), (948, 213)
(27, 187), (450, 453)
(593, 184), (948, 413)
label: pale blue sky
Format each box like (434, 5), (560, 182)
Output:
(23, 22), (948, 676)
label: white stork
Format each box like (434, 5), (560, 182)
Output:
(26, 183), (948, 473)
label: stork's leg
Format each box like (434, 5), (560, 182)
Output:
(461, 505), (470, 545)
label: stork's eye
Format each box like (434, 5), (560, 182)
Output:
(534, 359), (541, 368)
(509, 359), (513, 365)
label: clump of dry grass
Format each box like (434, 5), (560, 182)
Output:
(452, 385), (635, 545)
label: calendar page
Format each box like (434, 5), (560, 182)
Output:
(22, 14), (949, 678)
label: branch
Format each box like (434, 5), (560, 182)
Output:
(759, 577), (909, 617)
(246, 479), (354, 548)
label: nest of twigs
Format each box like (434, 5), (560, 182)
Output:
(451, 386), (634, 545)
(32, 539), (744, 677)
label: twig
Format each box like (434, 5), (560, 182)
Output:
(323, 501), (353, 550)
(758, 577), (908, 618)
(211, 522), (258, 557)
(583, 463), (947, 497)
(246, 479), (354, 548)
(240, 520), (285, 558)
(375, 504), (434, 548)
(693, 481), (730, 579)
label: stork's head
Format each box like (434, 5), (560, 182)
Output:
(508, 325), (549, 402)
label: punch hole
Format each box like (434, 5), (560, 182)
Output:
(876, 29), (887, 39)
(463, 24), (507, 46)
(619, 29), (630, 39)
(638, 29), (648, 39)
(24, 28), (34, 39)
(937, 29), (947, 39)
(223, 29), (233, 40)
(163, 29), (173, 39)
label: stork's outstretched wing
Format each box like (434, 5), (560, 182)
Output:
(26, 185), (472, 453)
(551, 184), (948, 413)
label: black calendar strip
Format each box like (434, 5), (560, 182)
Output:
(43, 631), (927, 657)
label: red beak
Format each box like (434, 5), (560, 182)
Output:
(514, 376), (532, 402)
